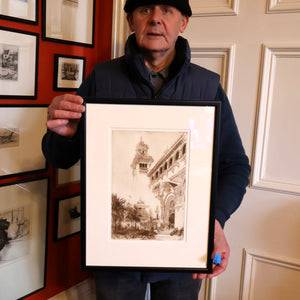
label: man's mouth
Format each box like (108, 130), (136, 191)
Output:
(147, 33), (163, 37)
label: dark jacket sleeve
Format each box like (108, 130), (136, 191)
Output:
(41, 70), (96, 169)
(42, 129), (81, 169)
(214, 85), (251, 227)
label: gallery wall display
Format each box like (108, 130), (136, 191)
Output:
(0, 0), (106, 298)
(0, 0), (38, 25)
(0, 27), (39, 99)
(81, 99), (221, 273)
(54, 54), (86, 91)
(0, 105), (47, 178)
(54, 193), (81, 241)
(0, 178), (48, 299)
(42, 0), (95, 47)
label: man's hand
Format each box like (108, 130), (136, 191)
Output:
(192, 219), (230, 279)
(46, 94), (85, 137)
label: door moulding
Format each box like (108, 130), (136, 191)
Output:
(267, 0), (300, 14)
(251, 44), (300, 195)
(190, 0), (239, 16)
(111, 0), (130, 59)
(239, 248), (300, 300)
(190, 44), (235, 100)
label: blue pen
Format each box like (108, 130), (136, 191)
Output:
(213, 253), (222, 265)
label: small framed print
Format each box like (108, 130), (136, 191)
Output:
(0, 26), (38, 99)
(42, 0), (95, 47)
(54, 54), (86, 91)
(54, 194), (81, 241)
(0, 0), (38, 25)
(0, 105), (47, 178)
(81, 98), (221, 273)
(0, 178), (48, 299)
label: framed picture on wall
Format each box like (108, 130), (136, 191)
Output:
(53, 54), (86, 91)
(81, 98), (221, 273)
(0, 27), (38, 99)
(42, 0), (95, 47)
(0, 105), (47, 178)
(55, 160), (81, 187)
(54, 193), (81, 241)
(0, 178), (48, 299)
(0, 0), (38, 25)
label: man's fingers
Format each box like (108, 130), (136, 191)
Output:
(56, 94), (84, 105)
(50, 109), (83, 121)
(47, 95), (85, 120)
(46, 119), (69, 130)
(55, 97), (85, 112)
(192, 273), (208, 280)
(207, 265), (224, 278)
(46, 119), (79, 137)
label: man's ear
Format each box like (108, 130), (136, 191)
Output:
(127, 14), (135, 32)
(179, 16), (189, 33)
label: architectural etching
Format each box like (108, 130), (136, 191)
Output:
(0, 44), (19, 81)
(111, 130), (188, 241)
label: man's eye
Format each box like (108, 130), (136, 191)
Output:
(142, 7), (151, 14)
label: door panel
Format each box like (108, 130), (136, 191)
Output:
(252, 45), (300, 194)
(190, 44), (235, 99)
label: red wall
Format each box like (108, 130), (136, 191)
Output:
(0, 0), (113, 298)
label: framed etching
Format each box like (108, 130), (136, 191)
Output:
(54, 194), (81, 241)
(0, 178), (48, 299)
(81, 99), (221, 273)
(0, 105), (47, 178)
(0, 0), (38, 24)
(56, 160), (81, 187)
(54, 54), (86, 91)
(0, 27), (38, 99)
(42, 0), (95, 47)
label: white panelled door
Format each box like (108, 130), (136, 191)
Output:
(111, 0), (300, 299)
(183, 1), (300, 300)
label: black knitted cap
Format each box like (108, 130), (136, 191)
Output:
(124, 0), (192, 17)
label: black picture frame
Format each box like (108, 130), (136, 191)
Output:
(0, 26), (39, 99)
(53, 54), (86, 91)
(81, 98), (221, 273)
(0, 0), (38, 25)
(0, 104), (48, 179)
(0, 177), (49, 299)
(42, 0), (95, 47)
(54, 193), (81, 241)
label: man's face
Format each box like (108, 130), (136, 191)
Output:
(127, 5), (189, 55)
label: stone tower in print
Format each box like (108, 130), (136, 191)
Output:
(130, 137), (160, 223)
(130, 137), (154, 176)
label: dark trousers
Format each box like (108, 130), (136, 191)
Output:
(94, 271), (202, 300)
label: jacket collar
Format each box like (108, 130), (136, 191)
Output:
(124, 34), (191, 83)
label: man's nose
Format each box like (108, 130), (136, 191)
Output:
(150, 6), (162, 24)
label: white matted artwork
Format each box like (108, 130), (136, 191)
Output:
(55, 194), (81, 240)
(0, 178), (48, 299)
(0, 27), (38, 98)
(0, 0), (38, 24)
(42, 0), (95, 46)
(82, 99), (221, 273)
(0, 105), (47, 177)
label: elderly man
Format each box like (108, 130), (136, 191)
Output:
(43, 0), (250, 299)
